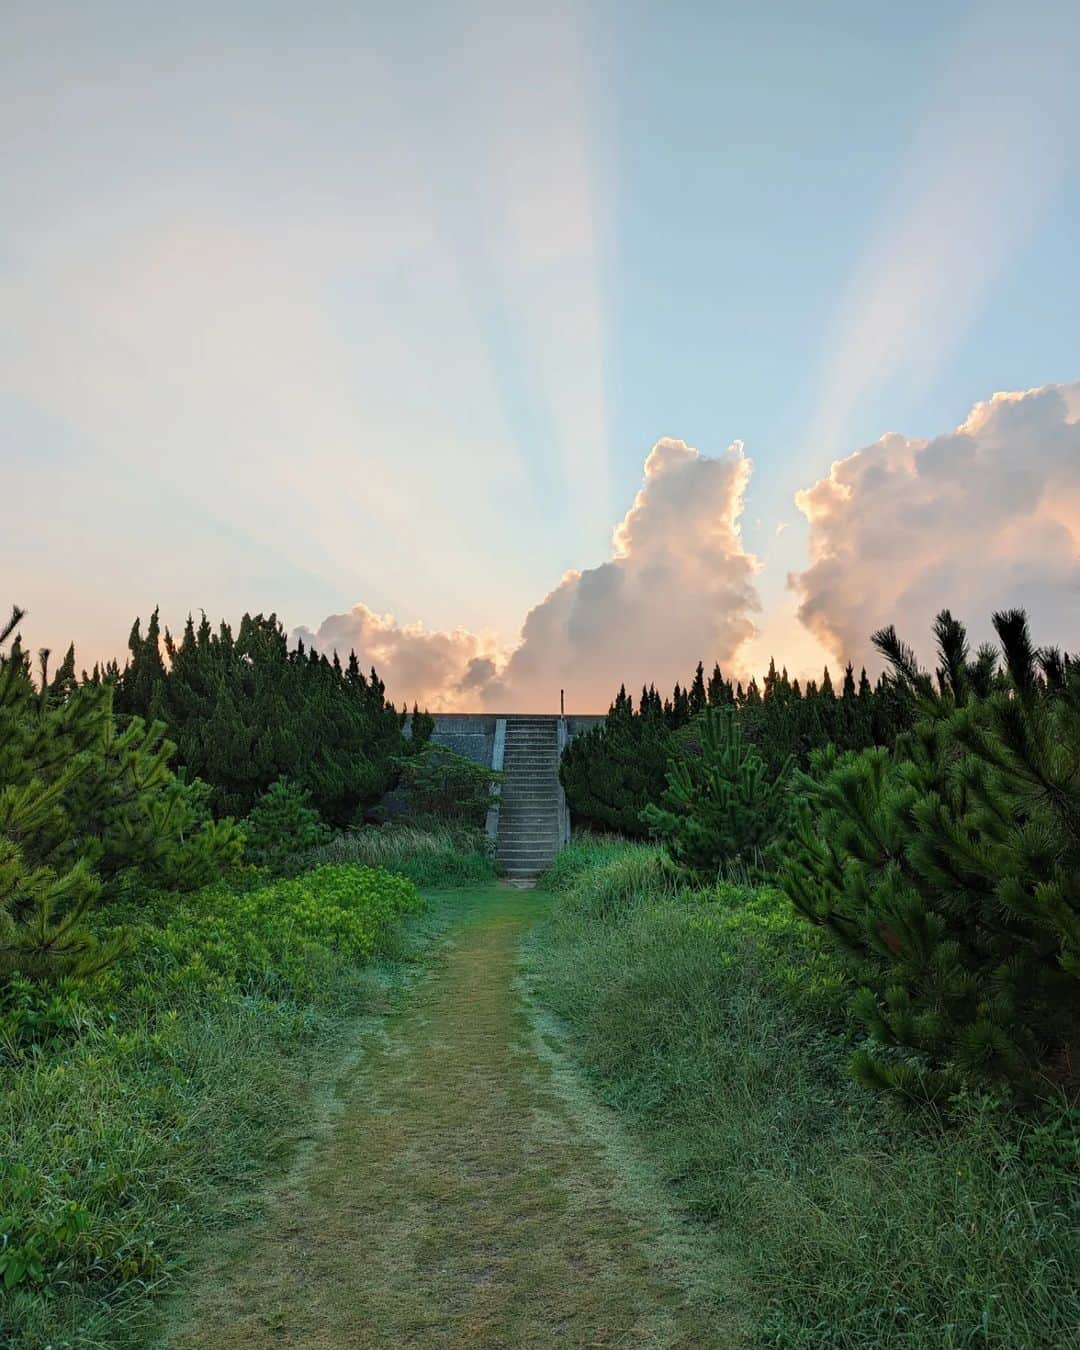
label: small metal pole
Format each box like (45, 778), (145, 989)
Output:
(560, 688), (565, 717)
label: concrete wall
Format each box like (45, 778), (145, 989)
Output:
(403, 712), (608, 847)
(417, 714), (499, 767)
(564, 715), (606, 739)
(407, 713), (606, 767)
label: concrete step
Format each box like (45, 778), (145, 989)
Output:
(496, 716), (565, 877)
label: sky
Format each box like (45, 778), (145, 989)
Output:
(4, 0), (1079, 710)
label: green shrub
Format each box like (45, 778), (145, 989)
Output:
(532, 841), (1079, 1348)
(389, 744), (500, 828)
(135, 864), (423, 1002)
(782, 610), (1080, 1101)
(242, 777), (330, 875)
(300, 823), (495, 887)
(0, 863), (425, 1343)
(642, 706), (792, 879)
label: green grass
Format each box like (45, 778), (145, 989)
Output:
(300, 822), (496, 887)
(168, 884), (737, 1349)
(531, 838), (1080, 1348)
(0, 865), (442, 1349)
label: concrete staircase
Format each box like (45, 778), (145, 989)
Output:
(495, 717), (563, 880)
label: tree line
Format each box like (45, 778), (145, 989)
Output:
(74, 608), (416, 824)
(560, 655), (911, 836)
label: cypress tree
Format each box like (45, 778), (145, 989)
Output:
(689, 661), (707, 715)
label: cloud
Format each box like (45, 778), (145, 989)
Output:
(294, 605), (505, 713)
(300, 437), (761, 711)
(791, 383), (1080, 665)
(301, 384), (1080, 709)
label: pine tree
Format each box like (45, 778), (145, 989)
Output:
(1, 606), (242, 984)
(242, 777), (329, 875)
(782, 609), (1080, 1100)
(642, 706), (793, 879)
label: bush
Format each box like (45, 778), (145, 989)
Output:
(532, 840), (1079, 1348)
(135, 864), (423, 1003)
(782, 610), (1080, 1101)
(300, 823), (496, 888)
(642, 706), (792, 879)
(389, 744), (501, 828)
(242, 777), (330, 875)
(0, 863), (424, 1342)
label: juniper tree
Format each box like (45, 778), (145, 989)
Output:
(559, 684), (672, 837)
(410, 704), (436, 747)
(561, 658), (907, 838)
(689, 662), (707, 715)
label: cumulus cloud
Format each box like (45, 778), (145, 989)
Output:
(300, 437), (761, 711)
(488, 438), (760, 709)
(301, 386), (1080, 710)
(791, 383), (1080, 665)
(294, 605), (505, 712)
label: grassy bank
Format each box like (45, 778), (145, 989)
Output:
(300, 822), (496, 888)
(530, 838), (1079, 1348)
(0, 863), (441, 1349)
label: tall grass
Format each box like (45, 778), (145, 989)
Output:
(0, 866), (438, 1348)
(300, 823), (496, 888)
(532, 839), (1079, 1348)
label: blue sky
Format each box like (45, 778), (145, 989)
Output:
(4, 1), (1079, 700)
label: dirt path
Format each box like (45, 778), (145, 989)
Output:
(166, 885), (739, 1349)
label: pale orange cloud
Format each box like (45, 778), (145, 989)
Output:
(300, 386), (1080, 712)
(791, 383), (1080, 665)
(299, 437), (762, 711)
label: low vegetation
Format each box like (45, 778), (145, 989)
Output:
(299, 822), (496, 888)
(0, 605), (464, 1346)
(538, 607), (1078, 1345)
(532, 837), (1078, 1347)
(0, 863), (425, 1346)
(6, 595), (1076, 1346)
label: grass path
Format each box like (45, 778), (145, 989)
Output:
(164, 884), (740, 1349)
